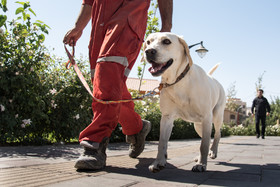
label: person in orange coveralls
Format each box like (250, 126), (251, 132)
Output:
(63, 0), (173, 170)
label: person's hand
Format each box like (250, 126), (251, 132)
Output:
(251, 113), (255, 117)
(266, 112), (270, 116)
(63, 27), (83, 46)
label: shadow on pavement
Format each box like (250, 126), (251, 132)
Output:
(0, 145), (81, 160)
(76, 157), (280, 185)
(77, 157), (214, 184)
(0, 143), (130, 160)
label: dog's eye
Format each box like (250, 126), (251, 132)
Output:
(146, 40), (150, 45)
(162, 39), (171, 45)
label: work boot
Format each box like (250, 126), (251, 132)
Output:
(75, 137), (109, 170)
(126, 120), (151, 158)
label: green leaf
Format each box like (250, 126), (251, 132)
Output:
(15, 1), (25, 6)
(44, 24), (51, 30)
(33, 22), (41, 27)
(28, 8), (36, 16)
(22, 12), (26, 21)
(23, 2), (30, 10)
(1, 0), (7, 12)
(3, 6), (8, 12)
(0, 15), (7, 27)
(38, 34), (45, 42)
(26, 13), (30, 20)
(1, 0), (6, 6)
(21, 28), (28, 37)
(15, 7), (24, 15)
(35, 20), (44, 23)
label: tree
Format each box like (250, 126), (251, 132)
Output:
(226, 82), (239, 111)
(255, 71), (266, 94)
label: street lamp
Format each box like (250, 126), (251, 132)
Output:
(189, 41), (209, 58)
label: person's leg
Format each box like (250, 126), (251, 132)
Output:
(255, 115), (260, 138)
(118, 83), (143, 135)
(261, 116), (266, 139)
(119, 83), (151, 158)
(75, 62), (126, 170)
(79, 62), (126, 143)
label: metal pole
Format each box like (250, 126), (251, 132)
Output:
(189, 41), (202, 49)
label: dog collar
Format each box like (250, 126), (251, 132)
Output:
(158, 63), (191, 91)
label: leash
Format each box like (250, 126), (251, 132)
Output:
(64, 45), (159, 104)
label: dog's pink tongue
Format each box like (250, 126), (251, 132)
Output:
(148, 63), (166, 73)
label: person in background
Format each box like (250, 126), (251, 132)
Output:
(251, 89), (271, 139)
(63, 0), (173, 170)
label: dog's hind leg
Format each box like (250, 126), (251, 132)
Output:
(149, 114), (174, 173)
(209, 112), (223, 159)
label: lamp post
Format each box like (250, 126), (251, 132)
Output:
(189, 41), (209, 58)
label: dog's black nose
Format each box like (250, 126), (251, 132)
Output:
(145, 49), (157, 55)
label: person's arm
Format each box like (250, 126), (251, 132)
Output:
(266, 98), (271, 114)
(83, 0), (93, 6)
(63, 4), (92, 46)
(158, 0), (173, 32)
(251, 99), (256, 115)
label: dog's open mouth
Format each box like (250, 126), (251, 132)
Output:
(148, 59), (173, 76)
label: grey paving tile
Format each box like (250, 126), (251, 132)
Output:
(43, 175), (136, 187)
(199, 178), (262, 187)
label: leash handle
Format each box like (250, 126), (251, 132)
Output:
(65, 45), (75, 69)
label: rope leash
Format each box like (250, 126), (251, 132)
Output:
(64, 45), (159, 104)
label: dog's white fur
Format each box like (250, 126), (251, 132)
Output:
(144, 33), (226, 172)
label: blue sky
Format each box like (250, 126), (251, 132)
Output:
(4, 0), (280, 106)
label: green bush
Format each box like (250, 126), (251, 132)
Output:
(228, 123), (280, 137)
(230, 124), (256, 136)
(266, 125), (280, 136)
(0, 1), (92, 144)
(0, 1), (50, 144)
(267, 97), (280, 126)
(220, 124), (232, 137)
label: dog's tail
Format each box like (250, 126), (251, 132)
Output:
(208, 63), (220, 75)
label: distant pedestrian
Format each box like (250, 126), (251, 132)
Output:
(251, 89), (271, 139)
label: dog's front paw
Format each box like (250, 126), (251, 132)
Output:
(192, 164), (206, 172)
(149, 160), (166, 173)
(209, 150), (217, 159)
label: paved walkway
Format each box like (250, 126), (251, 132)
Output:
(0, 136), (280, 187)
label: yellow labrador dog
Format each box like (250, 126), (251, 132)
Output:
(144, 32), (226, 172)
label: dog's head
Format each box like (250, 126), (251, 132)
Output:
(144, 32), (193, 77)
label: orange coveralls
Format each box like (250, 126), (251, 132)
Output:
(80, 0), (150, 143)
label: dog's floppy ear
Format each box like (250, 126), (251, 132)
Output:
(178, 36), (193, 66)
(141, 40), (147, 62)
(143, 40), (147, 51)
